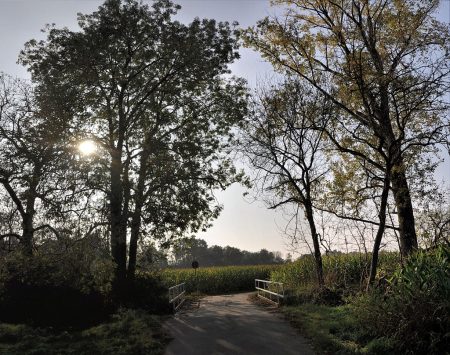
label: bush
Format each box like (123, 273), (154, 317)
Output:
(122, 273), (172, 314)
(0, 252), (115, 328)
(353, 246), (450, 354)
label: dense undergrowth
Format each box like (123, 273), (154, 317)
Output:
(353, 246), (449, 354)
(0, 251), (170, 328)
(271, 247), (449, 355)
(0, 248), (171, 354)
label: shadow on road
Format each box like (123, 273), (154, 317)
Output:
(164, 292), (315, 355)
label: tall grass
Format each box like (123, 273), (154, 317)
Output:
(161, 265), (280, 294)
(270, 252), (399, 290)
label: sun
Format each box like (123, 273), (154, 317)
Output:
(79, 140), (97, 156)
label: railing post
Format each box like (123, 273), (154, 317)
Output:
(168, 282), (186, 312)
(254, 279), (285, 306)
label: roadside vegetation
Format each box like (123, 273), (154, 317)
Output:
(270, 247), (450, 355)
(0, 309), (169, 355)
(0, 247), (171, 354)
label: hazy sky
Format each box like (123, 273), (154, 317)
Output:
(0, 0), (449, 255)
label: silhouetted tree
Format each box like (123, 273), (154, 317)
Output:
(0, 74), (78, 255)
(20, 0), (247, 289)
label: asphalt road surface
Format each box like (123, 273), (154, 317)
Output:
(164, 292), (315, 355)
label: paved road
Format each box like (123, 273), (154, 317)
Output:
(164, 293), (315, 355)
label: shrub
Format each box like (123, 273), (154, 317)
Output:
(353, 246), (450, 354)
(122, 272), (172, 314)
(0, 251), (115, 328)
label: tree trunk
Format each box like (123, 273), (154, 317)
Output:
(390, 162), (417, 257)
(304, 201), (325, 288)
(110, 148), (127, 289)
(127, 148), (150, 280)
(128, 210), (141, 281)
(21, 214), (34, 256)
(367, 172), (390, 289)
(21, 170), (40, 256)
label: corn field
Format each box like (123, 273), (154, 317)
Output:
(161, 265), (281, 294)
(270, 252), (400, 290)
(160, 252), (400, 295)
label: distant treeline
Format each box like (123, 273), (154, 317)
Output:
(170, 238), (285, 268)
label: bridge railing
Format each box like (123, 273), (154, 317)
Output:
(168, 282), (186, 311)
(255, 279), (284, 305)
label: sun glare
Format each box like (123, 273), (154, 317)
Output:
(79, 140), (96, 156)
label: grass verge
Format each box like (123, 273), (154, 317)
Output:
(281, 303), (396, 355)
(0, 309), (170, 355)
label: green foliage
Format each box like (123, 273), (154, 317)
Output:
(18, 0), (249, 275)
(271, 252), (399, 291)
(268, 248), (448, 354)
(353, 246), (450, 355)
(0, 248), (174, 326)
(0, 251), (115, 327)
(0, 309), (169, 354)
(0, 250), (114, 296)
(161, 265), (280, 294)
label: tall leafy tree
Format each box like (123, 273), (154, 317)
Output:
(244, 0), (450, 257)
(20, 0), (247, 287)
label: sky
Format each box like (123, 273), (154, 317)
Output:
(0, 0), (449, 256)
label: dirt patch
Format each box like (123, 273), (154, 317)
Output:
(247, 292), (280, 312)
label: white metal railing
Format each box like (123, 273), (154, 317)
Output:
(255, 279), (284, 305)
(168, 282), (186, 311)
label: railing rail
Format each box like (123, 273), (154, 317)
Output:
(255, 279), (284, 305)
(168, 282), (186, 311)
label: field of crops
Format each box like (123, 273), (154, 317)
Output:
(270, 252), (400, 290)
(161, 264), (281, 294)
(159, 252), (401, 295)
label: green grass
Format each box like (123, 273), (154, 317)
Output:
(282, 303), (396, 355)
(161, 264), (280, 294)
(0, 309), (170, 355)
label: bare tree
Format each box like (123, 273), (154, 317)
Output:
(416, 186), (450, 248)
(241, 80), (330, 287)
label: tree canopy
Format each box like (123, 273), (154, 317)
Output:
(19, 0), (248, 286)
(244, 0), (450, 257)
